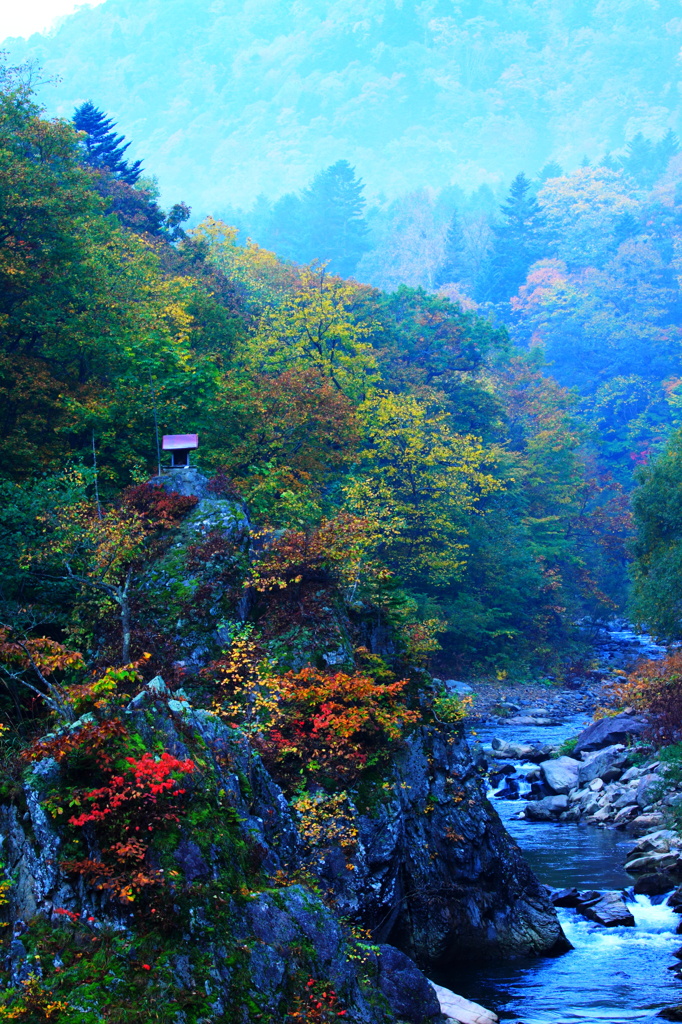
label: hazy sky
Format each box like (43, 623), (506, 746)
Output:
(0, 0), (105, 41)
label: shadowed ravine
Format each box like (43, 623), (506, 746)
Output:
(442, 699), (682, 1023)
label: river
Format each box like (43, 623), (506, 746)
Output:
(441, 706), (682, 1023)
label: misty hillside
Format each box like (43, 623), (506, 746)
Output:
(5, 0), (682, 212)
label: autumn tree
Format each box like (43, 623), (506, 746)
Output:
(247, 267), (379, 400)
(347, 391), (501, 588)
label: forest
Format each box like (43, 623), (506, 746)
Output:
(6, 0), (682, 210)
(5, 29), (682, 1021)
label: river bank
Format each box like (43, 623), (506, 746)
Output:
(439, 624), (682, 1023)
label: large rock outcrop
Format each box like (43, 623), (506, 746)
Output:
(299, 726), (569, 967)
(0, 682), (567, 1019)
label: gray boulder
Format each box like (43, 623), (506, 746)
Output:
(444, 679), (474, 697)
(578, 891), (635, 927)
(524, 795), (569, 820)
(633, 872), (676, 896)
(541, 757), (581, 794)
(578, 746), (628, 787)
(637, 773), (663, 809)
(573, 714), (648, 754)
(374, 945), (441, 1023)
(331, 727), (570, 964)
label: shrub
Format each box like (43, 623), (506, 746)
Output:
(607, 652), (682, 742)
(432, 693), (473, 724)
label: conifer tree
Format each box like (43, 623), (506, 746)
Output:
(476, 172), (544, 304)
(300, 160), (370, 277)
(73, 101), (143, 184)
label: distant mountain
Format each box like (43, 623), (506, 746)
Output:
(5, 0), (682, 214)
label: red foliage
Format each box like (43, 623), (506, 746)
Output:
(121, 482), (198, 527)
(607, 652), (682, 743)
(68, 752), (195, 827)
(207, 468), (243, 500)
(287, 978), (347, 1022)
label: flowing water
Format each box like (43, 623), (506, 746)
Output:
(442, 655), (682, 1023)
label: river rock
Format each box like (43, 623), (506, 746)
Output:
(540, 756), (581, 794)
(506, 716), (557, 727)
(444, 680), (474, 697)
(625, 851), (680, 875)
(629, 829), (679, 854)
(429, 981), (498, 1024)
(578, 745), (628, 787)
(630, 813), (666, 835)
(550, 887), (582, 907)
(613, 790), (639, 809)
(633, 872), (676, 896)
(614, 805), (639, 827)
(485, 740), (554, 762)
(577, 891), (635, 927)
(524, 795), (569, 820)
(573, 714), (648, 754)
(658, 1006), (682, 1021)
(637, 773), (663, 809)
(489, 701), (520, 717)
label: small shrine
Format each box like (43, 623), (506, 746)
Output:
(162, 433), (199, 469)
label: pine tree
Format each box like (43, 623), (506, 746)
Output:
(476, 172), (544, 304)
(73, 102), (143, 184)
(619, 130), (679, 187)
(300, 160), (370, 277)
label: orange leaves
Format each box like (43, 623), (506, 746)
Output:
(22, 718), (128, 766)
(247, 512), (384, 597)
(277, 667), (417, 744)
(0, 628), (84, 677)
(605, 652), (682, 742)
(255, 667), (419, 788)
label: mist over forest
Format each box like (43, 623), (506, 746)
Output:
(5, 0), (682, 211)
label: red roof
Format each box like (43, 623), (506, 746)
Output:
(162, 434), (199, 450)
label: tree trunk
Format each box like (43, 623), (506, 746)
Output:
(119, 569), (133, 665)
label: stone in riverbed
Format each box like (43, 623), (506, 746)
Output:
(540, 756), (581, 794)
(550, 887), (582, 907)
(613, 790), (638, 809)
(658, 1006), (682, 1021)
(577, 745), (628, 787)
(573, 713), (648, 755)
(506, 716), (558, 726)
(577, 891), (635, 927)
(625, 851), (680, 875)
(429, 981), (498, 1024)
(524, 795), (569, 820)
(485, 740), (554, 762)
(630, 813), (666, 835)
(637, 773), (663, 809)
(633, 872), (675, 896)
(614, 805), (639, 827)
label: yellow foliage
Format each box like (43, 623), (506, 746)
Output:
(348, 391), (502, 584)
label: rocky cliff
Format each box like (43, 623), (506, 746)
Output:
(0, 674), (566, 1021)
